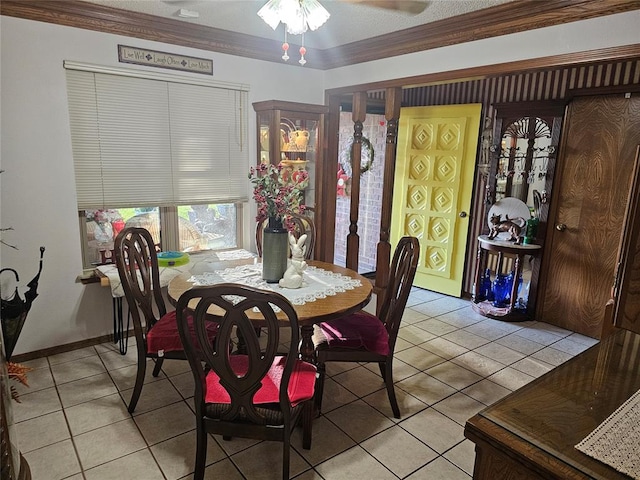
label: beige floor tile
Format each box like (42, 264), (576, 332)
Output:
(473, 342), (525, 365)
(412, 297), (468, 317)
(462, 379), (512, 406)
(437, 309), (485, 329)
(151, 430), (227, 479)
(406, 456), (471, 479)
(315, 445), (396, 480)
(397, 325), (437, 345)
(99, 347), (139, 371)
(15, 410), (69, 453)
(401, 408), (465, 454)
(332, 365), (386, 398)
(361, 424), (438, 478)
(169, 370), (196, 399)
(12, 363), (54, 396)
(195, 458), (245, 480)
(74, 418), (147, 470)
(432, 392), (485, 427)
(94, 337), (137, 354)
(395, 345), (447, 371)
(24, 439), (82, 480)
(159, 358), (192, 377)
(362, 385), (428, 420)
(425, 362), (484, 391)
(488, 366), (535, 391)
(396, 371), (457, 405)
(363, 357), (420, 382)
(57, 372), (118, 408)
(393, 336), (415, 352)
(420, 337), (469, 360)
(442, 330), (490, 350)
(134, 401), (195, 445)
(231, 440), (311, 480)
(399, 308), (431, 325)
(84, 449), (164, 480)
(290, 469), (324, 480)
(51, 355), (107, 384)
(325, 399), (395, 443)
(292, 416), (355, 466)
(48, 346), (98, 365)
(443, 439), (476, 475)
(212, 434), (261, 457)
(324, 361), (359, 377)
(65, 392), (130, 436)
(513, 327), (566, 346)
(451, 351), (505, 377)
(550, 337), (591, 356)
(11, 386), (62, 422)
(124, 378), (183, 415)
(19, 356), (49, 370)
(109, 360), (167, 391)
(531, 346), (574, 366)
(317, 378), (358, 413)
(414, 318), (460, 336)
(495, 333), (546, 355)
(510, 356), (554, 378)
(463, 322), (513, 342)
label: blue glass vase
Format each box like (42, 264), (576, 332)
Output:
(492, 273), (511, 308)
(478, 268), (493, 301)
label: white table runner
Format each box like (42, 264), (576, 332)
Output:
(575, 387), (640, 479)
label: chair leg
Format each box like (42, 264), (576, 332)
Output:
(314, 362), (326, 414)
(302, 401), (313, 450)
(378, 362), (386, 380)
(383, 360), (400, 419)
(128, 353), (147, 413)
(282, 429), (291, 480)
(193, 420), (207, 480)
(152, 357), (164, 377)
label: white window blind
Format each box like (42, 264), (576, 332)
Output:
(65, 64), (249, 210)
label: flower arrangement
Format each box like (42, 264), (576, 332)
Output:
(248, 163), (307, 229)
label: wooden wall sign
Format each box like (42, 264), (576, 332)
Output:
(117, 45), (213, 75)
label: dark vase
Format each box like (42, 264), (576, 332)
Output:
(262, 216), (288, 283)
(492, 273), (511, 308)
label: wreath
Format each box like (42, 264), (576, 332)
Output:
(339, 136), (375, 177)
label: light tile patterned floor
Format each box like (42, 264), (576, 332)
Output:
(12, 288), (598, 479)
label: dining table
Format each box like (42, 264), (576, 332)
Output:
(167, 256), (373, 365)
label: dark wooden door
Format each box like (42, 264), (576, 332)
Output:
(539, 94), (640, 338)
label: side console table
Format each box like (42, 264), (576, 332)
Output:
(472, 235), (541, 321)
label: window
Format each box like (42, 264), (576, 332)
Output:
(65, 62), (249, 268)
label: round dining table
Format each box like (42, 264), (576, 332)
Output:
(167, 259), (373, 364)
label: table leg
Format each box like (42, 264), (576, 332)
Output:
(299, 324), (315, 363)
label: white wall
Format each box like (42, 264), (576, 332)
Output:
(1, 10), (638, 355)
(0, 16), (323, 355)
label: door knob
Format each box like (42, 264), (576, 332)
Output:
(556, 223), (567, 232)
(459, 211), (468, 218)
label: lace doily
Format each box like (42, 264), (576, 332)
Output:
(188, 263), (362, 306)
(575, 387), (640, 479)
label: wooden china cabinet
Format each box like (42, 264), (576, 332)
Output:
(252, 100), (328, 213)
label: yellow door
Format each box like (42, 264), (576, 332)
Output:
(391, 104), (482, 296)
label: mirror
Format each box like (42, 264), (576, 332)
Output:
(495, 116), (552, 216)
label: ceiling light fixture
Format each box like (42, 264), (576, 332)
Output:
(258, 0), (330, 66)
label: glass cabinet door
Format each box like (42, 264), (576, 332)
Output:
(254, 101), (328, 210)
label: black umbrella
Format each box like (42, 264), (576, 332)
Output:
(1, 246), (45, 360)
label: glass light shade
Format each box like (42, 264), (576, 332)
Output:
(257, 0), (330, 35)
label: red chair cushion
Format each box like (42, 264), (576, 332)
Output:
(205, 355), (316, 407)
(146, 310), (218, 355)
(317, 311), (390, 356)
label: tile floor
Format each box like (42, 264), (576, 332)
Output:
(12, 288), (599, 479)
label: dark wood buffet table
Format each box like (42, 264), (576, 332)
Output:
(464, 329), (640, 480)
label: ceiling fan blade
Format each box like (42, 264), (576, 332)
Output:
(344, 0), (429, 15)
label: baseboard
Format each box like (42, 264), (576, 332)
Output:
(11, 330), (134, 363)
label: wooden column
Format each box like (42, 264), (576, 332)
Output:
(374, 87), (402, 304)
(346, 92), (367, 271)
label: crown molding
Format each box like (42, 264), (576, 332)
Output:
(2, 0), (639, 70)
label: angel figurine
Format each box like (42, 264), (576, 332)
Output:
(279, 233), (307, 289)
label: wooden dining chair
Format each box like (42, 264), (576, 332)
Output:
(255, 213), (316, 260)
(176, 284), (316, 480)
(113, 227), (217, 413)
(312, 236), (420, 418)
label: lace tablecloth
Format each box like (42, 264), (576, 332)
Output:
(97, 249), (257, 298)
(575, 387), (640, 479)
(188, 263), (362, 306)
